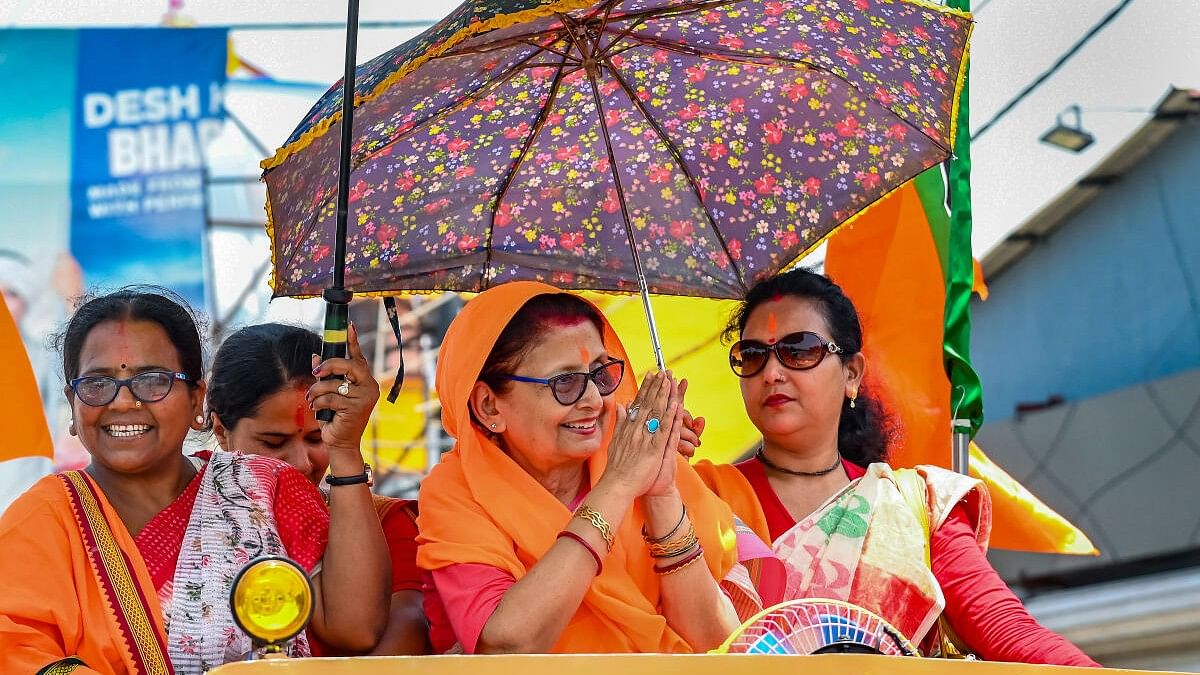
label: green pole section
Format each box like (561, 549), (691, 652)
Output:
(943, 0), (985, 437)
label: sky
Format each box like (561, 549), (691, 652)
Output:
(3, 0), (1199, 321)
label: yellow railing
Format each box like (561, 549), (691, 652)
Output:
(211, 653), (1178, 674)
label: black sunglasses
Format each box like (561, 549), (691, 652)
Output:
(729, 331), (845, 378)
(505, 360), (625, 405)
(69, 371), (191, 407)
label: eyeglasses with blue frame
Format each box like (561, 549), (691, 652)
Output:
(505, 360), (625, 405)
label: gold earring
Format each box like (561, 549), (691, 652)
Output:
(195, 415), (205, 426)
(849, 393), (858, 409)
(490, 422), (498, 430)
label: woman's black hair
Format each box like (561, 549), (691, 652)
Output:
(478, 293), (605, 395)
(207, 323), (322, 431)
(725, 267), (895, 465)
(57, 286), (204, 386)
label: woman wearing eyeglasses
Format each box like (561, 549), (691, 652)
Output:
(0, 288), (388, 675)
(417, 281), (772, 654)
(695, 268), (1098, 666)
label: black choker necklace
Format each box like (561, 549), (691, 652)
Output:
(756, 446), (842, 477)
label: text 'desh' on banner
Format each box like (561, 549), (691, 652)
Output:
(69, 27), (228, 310)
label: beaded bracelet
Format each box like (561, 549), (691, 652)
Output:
(647, 525), (698, 559)
(641, 504), (687, 544)
(654, 546), (705, 576)
(573, 504), (615, 551)
(557, 530), (603, 576)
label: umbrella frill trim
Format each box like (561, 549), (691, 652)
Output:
(265, 195), (278, 293)
(947, 16), (973, 149)
(259, 0), (596, 173)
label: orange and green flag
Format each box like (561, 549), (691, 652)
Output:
(825, 1), (1095, 554)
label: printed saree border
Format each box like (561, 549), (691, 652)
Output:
(60, 471), (175, 675)
(37, 656), (88, 675)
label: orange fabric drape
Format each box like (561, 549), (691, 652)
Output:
(690, 460), (769, 544)
(0, 293), (53, 464)
(826, 182), (952, 470)
(416, 281), (739, 653)
(0, 475), (168, 674)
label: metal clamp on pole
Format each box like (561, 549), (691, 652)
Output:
(952, 418), (972, 475)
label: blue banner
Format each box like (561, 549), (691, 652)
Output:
(68, 28), (227, 308)
(0, 27), (226, 463)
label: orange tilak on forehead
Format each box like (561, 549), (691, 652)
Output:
(766, 311), (779, 343)
(292, 383), (310, 431)
(115, 318), (132, 369)
(577, 340), (591, 366)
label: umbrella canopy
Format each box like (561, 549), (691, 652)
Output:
(263, 0), (972, 300)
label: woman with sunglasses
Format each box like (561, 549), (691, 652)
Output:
(207, 322), (429, 656)
(695, 268), (1098, 665)
(417, 281), (770, 654)
(0, 288), (388, 674)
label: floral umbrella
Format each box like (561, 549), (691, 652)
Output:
(262, 0), (971, 362)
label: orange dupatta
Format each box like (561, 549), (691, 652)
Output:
(416, 281), (739, 653)
(0, 473), (172, 675)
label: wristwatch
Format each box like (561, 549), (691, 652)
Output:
(325, 462), (373, 487)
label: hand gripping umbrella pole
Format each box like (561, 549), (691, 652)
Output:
(315, 0), (361, 422)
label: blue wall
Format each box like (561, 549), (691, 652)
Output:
(973, 121), (1200, 423)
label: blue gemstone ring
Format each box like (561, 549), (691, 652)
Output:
(645, 417), (662, 434)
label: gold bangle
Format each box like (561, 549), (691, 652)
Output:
(647, 523), (697, 558)
(650, 537), (699, 560)
(573, 504), (615, 551)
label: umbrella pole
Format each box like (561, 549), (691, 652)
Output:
(573, 31), (667, 373)
(316, 0), (360, 422)
(636, 277), (667, 372)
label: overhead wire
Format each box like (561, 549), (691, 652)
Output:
(971, 0), (1138, 140)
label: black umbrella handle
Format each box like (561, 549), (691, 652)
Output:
(316, 289), (352, 422)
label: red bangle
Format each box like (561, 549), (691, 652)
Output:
(557, 530), (603, 576)
(654, 546), (705, 575)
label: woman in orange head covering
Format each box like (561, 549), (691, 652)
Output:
(418, 281), (757, 654)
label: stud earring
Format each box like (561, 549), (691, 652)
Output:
(195, 415), (206, 426)
(490, 422), (498, 430)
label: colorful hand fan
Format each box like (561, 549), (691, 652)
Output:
(714, 599), (919, 656)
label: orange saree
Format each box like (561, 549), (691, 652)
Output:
(0, 472), (172, 675)
(417, 281), (744, 653)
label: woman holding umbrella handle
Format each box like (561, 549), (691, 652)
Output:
(208, 322), (427, 655)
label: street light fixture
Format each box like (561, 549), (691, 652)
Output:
(1040, 105), (1095, 152)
